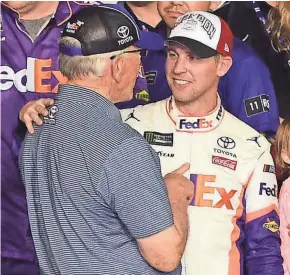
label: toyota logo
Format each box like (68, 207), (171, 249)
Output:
(117, 26), (130, 39)
(217, 136), (236, 149)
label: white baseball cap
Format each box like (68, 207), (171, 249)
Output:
(167, 11), (233, 58)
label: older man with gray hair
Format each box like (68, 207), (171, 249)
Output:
(19, 4), (194, 275)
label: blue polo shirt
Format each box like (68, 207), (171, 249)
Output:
(19, 84), (178, 275)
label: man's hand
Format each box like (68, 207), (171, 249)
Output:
(19, 98), (54, 134)
(164, 163), (194, 205)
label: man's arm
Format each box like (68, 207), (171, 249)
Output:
(104, 137), (193, 272)
(244, 150), (284, 275)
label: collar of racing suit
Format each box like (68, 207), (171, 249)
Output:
(166, 95), (225, 132)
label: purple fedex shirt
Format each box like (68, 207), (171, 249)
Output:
(0, 1), (97, 262)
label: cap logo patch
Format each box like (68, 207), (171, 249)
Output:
(181, 19), (197, 31)
(176, 13), (216, 39)
(66, 20), (84, 34)
(117, 25), (133, 46)
(117, 26), (130, 39)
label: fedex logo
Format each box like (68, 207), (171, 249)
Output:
(259, 182), (277, 197)
(179, 118), (212, 130)
(0, 57), (67, 93)
(190, 174), (237, 210)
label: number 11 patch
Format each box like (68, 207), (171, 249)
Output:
(244, 94), (270, 117)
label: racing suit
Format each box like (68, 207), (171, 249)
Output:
(121, 97), (283, 275)
(1, 2), (98, 273)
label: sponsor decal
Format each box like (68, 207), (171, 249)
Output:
(179, 118), (212, 130)
(145, 71), (158, 85)
(136, 90), (150, 103)
(212, 156), (237, 171)
(217, 136), (236, 149)
(247, 135), (261, 147)
(144, 131), (173, 147)
(117, 25), (133, 45)
(0, 58), (67, 93)
(259, 182), (277, 197)
(244, 94), (270, 117)
(43, 105), (58, 125)
(124, 110), (140, 122)
(156, 151), (174, 158)
(66, 20), (84, 34)
(213, 148), (237, 158)
(263, 219), (279, 233)
(263, 164), (275, 174)
(190, 174), (238, 210)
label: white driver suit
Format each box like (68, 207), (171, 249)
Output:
(120, 97), (283, 275)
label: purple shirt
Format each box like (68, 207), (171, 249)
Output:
(0, 1), (96, 262)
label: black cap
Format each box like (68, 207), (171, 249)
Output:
(60, 4), (165, 56)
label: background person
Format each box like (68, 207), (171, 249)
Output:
(275, 119), (290, 275)
(1, 1), (99, 274)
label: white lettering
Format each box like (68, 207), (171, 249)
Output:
(117, 36), (133, 45)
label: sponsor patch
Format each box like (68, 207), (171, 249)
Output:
(244, 94), (270, 116)
(213, 148), (237, 158)
(145, 71), (158, 85)
(135, 90), (150, 103)
(43, 105), (58, 125)
(263, 219), (279, 233)
(259, 182), (277, 197)
(217, 136), (236, 149)
(144, 131), (173, 147)
(124, 110), (140, 122)
(212, 156), (237, 170)
(117, 25), (133, 45)
(156, 151), (174, 158)
(179, 118), (212, 130)
(263, 164), (275, 174)
(65, 20), (84, 34)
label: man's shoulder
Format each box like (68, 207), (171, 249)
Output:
(232, 38), (267, 68)
(222, 110), (270, 153)
(120, 99), (167, 126)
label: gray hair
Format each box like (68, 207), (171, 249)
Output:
(59, 37), (125, 81)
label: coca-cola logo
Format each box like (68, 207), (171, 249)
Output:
(212, 156), (237, 171)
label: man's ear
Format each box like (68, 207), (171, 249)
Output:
(281, 150), (290, 165)
(217, 56), (232, 77)
(111, 56), (124, 84)
(209, 1), (222, 11)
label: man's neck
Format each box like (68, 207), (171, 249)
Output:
(67, 79), (112, 102)
(19, 1), (59, 20)
(175, 89), (218, 117)
(127, 1), (162, 28)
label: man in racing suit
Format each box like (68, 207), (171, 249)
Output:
(121, 11), (283, 275)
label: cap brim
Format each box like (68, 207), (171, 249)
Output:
(134, 30), (165, 51)
(167, 36), (218, 58)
